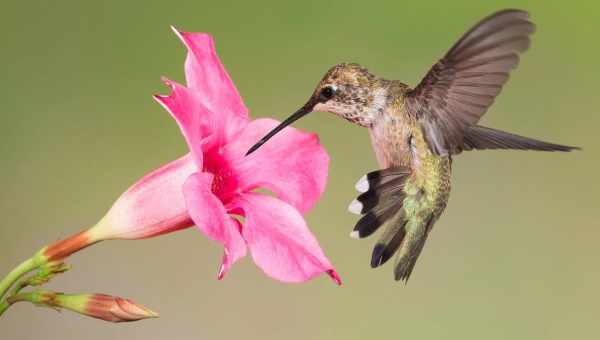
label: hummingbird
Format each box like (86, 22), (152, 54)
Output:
(246, 9), (579, 282)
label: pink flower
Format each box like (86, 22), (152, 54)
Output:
(43, 27), (338, 285)
(150, 27), (339, 284)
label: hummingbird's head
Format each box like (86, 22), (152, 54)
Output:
(246, 63), (386, 155)
(310, 63), (386, 126)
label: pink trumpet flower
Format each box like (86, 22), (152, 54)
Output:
(41, 27), (339, 284)
(152, 27), (339, 284)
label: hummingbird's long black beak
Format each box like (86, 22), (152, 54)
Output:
(245, 101), (315, 156)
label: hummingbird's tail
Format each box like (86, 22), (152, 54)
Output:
(349, 165), (450, 282)
(462, 125), (580, 152)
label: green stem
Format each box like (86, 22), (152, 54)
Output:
(1, 230), (99, 318)
(9, 279), (28, 297)
(0, 258), (38, 302)
(0, 291), (50, 317)
(0, 299), (9, 316)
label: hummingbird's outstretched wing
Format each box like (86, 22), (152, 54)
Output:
(405, 9), (535, 156)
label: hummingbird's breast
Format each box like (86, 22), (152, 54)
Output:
(368, 91), (414, 169)
(368, 94), (452, 213)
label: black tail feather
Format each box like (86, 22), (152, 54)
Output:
(350, 167), (410, 239)
(371, 215), (407, 268)
(354, 202), (402, 239)
(355, 176), (407, 213)
(350, 167), (411, 270)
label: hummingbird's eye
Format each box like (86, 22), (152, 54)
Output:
(319, 86), (336, 102)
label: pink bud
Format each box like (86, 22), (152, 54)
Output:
(76, 294), (159, 322)
(7, 291), (158, 322)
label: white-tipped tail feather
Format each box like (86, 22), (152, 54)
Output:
(348, 199), (363, 215)
(354, 175), (369, 193)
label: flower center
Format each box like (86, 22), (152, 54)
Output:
(211, 173), (225, 193)
(202, 147), (237, 204)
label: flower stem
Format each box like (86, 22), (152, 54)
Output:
(9, 279), (29, 297)
(0, 299), (9, 316)
(0, 257), (37, 302)
(0, 230), (101, 318)
(0, 291), (55, 317)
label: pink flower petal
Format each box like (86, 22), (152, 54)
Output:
(172, 27), (248, 120)
(154, 78), (247, 159)
(224, 118), (329, 213)
(95, 154), (196, 240)
(234, 193), (340, 284)
(153, 80), (210, 166)
(183, 172), (247, 278)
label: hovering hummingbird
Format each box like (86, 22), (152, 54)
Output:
(246, 9), (579, 282)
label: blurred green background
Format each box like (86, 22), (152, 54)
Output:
(1, 0), (597, 339)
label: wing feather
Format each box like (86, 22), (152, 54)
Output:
(405, 9), (535, 155)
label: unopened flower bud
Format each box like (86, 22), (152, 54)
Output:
(68, 293), (159, 322)
(8, 290), (158, 322)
